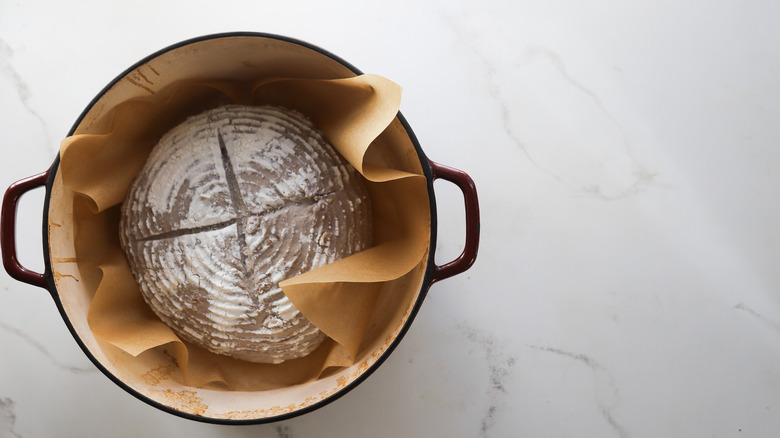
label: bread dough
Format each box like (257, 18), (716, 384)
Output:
(120, 105), (372, 363)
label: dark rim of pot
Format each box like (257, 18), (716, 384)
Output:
(40, 31), (439, 425)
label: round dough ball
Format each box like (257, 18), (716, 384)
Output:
(120, 105), (372, 364)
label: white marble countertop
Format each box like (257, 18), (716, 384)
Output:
(2, 1), (780, 436)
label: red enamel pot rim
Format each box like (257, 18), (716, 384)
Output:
(0, 32), (479, 424)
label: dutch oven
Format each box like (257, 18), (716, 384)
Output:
(0, 32), (479, 424)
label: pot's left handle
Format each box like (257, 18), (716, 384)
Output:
(1, 171), (49, 289)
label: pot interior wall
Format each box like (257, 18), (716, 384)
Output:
(46, 35), (430, 421)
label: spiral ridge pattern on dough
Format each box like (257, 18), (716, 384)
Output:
(120, 105), (372, 363)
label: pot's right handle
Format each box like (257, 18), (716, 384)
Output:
(1, 171), (49, 289)
(429, 161), (480, 284)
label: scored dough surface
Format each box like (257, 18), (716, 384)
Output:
(120, 105), (372, 364)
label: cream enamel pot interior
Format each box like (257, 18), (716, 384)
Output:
(0, 32), (479, 424)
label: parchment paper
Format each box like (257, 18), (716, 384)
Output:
(59, 74), (430, 390)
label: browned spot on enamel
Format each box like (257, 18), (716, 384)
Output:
(52, 257), (77, 263)
(216, 347), (393, 421)
(150, 389), (207, 415)
(141, 364), (175, 386)
(125, 75), (154, 94)
(136, 69), (154, 85)
(53, 272), (78, 282)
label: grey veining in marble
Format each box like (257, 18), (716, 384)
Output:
(0, 37), (53, 154)
(0, 321), (96, 374)
(734, 303), (780, 332)
(460, 324), (518, 438)
(529, 345), (628, 438)
(0, 397), (21, 438)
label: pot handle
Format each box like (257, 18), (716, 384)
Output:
(429, 161), (480, 283)
(1, 171), (49, 289)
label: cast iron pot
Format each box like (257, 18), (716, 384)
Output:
(0, 32), (479, 424)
